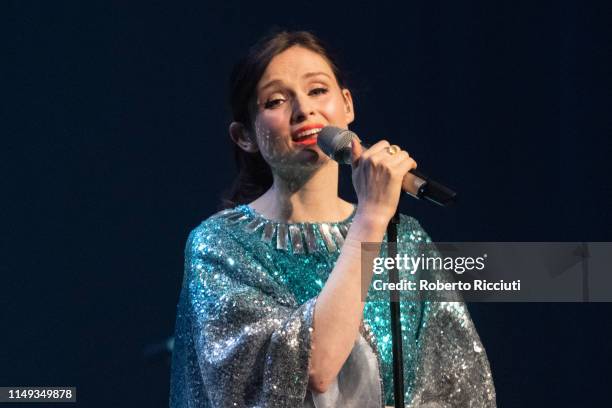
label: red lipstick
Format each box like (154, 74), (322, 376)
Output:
(291, 123), (325, 139)
(293, 136), (318, 146)
(292, 123), (324, 147)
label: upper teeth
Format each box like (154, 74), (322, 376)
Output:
(295, 128), (322, 139)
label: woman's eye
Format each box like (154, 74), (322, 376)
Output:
(264, 98), (285, 109)
(309, 87), (329, 96)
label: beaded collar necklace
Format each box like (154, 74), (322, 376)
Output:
(216, 204), (356, 255)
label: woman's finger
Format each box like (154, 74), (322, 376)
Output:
(361, 139), (391, 159)
(350, 137), (364, 167)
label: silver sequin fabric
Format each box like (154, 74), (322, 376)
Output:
(169, 205), (496, 407)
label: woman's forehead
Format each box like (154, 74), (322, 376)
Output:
(258, 46), (335, 87)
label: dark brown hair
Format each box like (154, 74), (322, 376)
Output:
(221, 30), (348, 209)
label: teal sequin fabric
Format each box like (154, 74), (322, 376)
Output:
(170, 205), (496, 407)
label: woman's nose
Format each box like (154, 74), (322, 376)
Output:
(290, 94), (314, 124)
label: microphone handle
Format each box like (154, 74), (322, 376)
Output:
(338, 142), (457, 206)
(407, 169), (457, 207)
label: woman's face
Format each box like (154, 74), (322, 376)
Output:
(251, 46), (354, 174)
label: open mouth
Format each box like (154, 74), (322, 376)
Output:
(292, 127), (322, 146)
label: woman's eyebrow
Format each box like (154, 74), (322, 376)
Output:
(303, 71), (331, 80)
(259, 79), (284, 92)
(259, 72), (332, 92)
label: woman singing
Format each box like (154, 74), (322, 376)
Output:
(169, 31), (496, 407)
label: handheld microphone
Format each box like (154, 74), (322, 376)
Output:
(317, 126), (457, 207)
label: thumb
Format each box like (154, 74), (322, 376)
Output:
(350, 136), (363, 168)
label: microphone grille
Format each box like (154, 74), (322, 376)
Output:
(317, 126), (356, 164)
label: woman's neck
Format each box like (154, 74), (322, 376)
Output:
(248, 161), (354, 223)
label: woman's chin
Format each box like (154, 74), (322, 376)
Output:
(268, 147), (332, 176)
(294, 147), (323, 165)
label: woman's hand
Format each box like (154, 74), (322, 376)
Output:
(350, 138), (417, 228)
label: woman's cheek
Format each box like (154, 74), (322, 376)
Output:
(320, 97), (345, 123)
(254, 115), (290, 161)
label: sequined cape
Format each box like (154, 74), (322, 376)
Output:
(169, 205), (496, 407)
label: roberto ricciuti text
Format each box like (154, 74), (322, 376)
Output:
(372, 279), (521, 292)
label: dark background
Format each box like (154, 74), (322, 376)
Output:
(3, 0), (611, 406)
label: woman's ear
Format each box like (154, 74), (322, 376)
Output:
(229, 122), (259, 153)
(342, 89), (355, 125)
